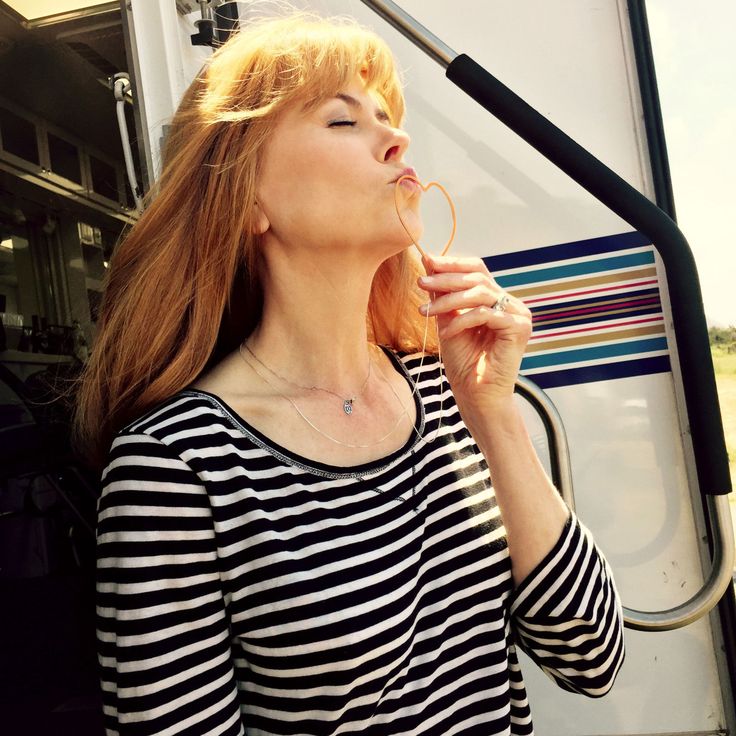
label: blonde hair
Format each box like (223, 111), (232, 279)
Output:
(72, 11), (437, 472)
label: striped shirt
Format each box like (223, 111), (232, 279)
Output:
(96, 350), (624, 735)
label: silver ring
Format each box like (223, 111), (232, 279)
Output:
(491, 293), (511, 312)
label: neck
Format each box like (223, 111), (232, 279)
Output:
(247, 246), (380, 395)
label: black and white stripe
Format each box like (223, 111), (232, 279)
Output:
(96, 351), (624, 735)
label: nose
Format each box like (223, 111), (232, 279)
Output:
(382, 126), (410, 163)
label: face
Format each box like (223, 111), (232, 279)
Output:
(254, 78), (422, 261)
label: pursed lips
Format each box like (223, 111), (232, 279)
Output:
(390, 166), (418, 184)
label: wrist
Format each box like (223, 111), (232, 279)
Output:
(455, 393), (523, 443)
(455, 390), (518, 420)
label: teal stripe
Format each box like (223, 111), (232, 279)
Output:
(521, 337), (669, 370)
(496, 250), (655, 288)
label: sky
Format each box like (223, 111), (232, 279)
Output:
(646, 0), (736, 327)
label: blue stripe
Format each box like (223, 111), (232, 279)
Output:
(524, 355), (671, 389)
(521, 337), (669, 370)
(483, 231), (651, 272)
(495, 251), (656, 288)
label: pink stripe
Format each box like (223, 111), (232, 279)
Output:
(524, 279), (659, 305)
(534, 297), (661, 322)
(529, 316), (664, 341)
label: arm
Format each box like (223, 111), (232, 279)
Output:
(418, 254), (570, 584)
(96, 431), (243, 735)
(418, 254), (624, 694)
(510, 513), (625, 696)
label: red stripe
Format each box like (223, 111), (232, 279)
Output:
(524, 279), (659, 305)
(529, 316), (664, 341)
(534, 297), (661, 322)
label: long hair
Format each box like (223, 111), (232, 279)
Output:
(72, 11), (437, 473)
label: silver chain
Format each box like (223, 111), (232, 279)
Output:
(242, 341), (371, 416)
(237, 343), (411, 448)
(238, 303), (445, 449)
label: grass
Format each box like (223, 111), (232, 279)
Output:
(712, 347), (736, 490)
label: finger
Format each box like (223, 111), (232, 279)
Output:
(423, 288), (533, 321)
(439, 307), (532, 341)
(422, 285), (533, 317)
(421, 285), (498, 315)
(418, 271), (491, 294)
(424, 254), (490, 274)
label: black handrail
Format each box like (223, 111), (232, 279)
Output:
(447, 54), (730, 496)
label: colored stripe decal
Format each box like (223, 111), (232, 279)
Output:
(525, 324), (664, 353)
(531, 304), (665, 331)
(522, 275), (658, 304)
(496, 251), (655, 288)
(532, 289), (660, 317)
(482, 232), (671, 388)
(484, 230), (651, 271)
(529, 316), (664, 341)
(512, 267), (658, 299)
(521, 337), (668, 370)
(529, 356), (672, 390)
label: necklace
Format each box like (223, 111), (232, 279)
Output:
(242, 342), (371, 416)
(238, 343), (411, 449)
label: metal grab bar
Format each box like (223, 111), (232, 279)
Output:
(513, 378), (734, 631)
(623, 495), (735, 631)
(514, 376), (574, 511)
(362, 0), (734, 632)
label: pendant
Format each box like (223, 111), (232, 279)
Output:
(343, 399), (354, 415)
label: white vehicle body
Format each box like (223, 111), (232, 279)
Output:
(122, 2), (735, 733)
(123, 0), (734, 736)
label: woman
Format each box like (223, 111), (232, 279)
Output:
(75, 12), (624, 736)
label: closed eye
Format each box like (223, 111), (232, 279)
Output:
(328, 120), (356, 127)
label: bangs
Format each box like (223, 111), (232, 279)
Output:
(201, 12), (405, 127)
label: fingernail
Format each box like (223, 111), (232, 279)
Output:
(418, 275), (430, 286)
(419, 302), (431, 315)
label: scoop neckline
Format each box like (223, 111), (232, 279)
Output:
(179, 347), (429, 479)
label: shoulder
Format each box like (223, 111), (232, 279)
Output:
(120, 389), (226, 439)
(105, 389), (234, 473)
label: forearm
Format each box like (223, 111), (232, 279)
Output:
(459, 395), (570, 586)
(418, 254), (570, 583)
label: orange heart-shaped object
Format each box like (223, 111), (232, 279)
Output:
(394, 175), (457, 259)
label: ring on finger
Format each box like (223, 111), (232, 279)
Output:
(491, 293), (511, 312)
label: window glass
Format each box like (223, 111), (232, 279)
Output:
(89, 155), (117, 201)
(0, 369), (35, 430)
(48, 133), (82, 184)
(0, 232), (32, 349)
(0, 107), (39, 165)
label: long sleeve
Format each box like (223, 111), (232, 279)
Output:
(509, 512), (625, 697)
(96, 431), (244, 736)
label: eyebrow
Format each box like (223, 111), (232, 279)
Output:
(334, 93), (391, 123)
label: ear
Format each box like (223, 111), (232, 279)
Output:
(252, 201), (270, 235)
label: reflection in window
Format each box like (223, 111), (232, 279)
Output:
(0, 234), (28, 323)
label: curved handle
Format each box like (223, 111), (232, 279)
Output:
(622, 494), (735, 631)
(515, 377), (734, 631)
(514, 376), (574, 511)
